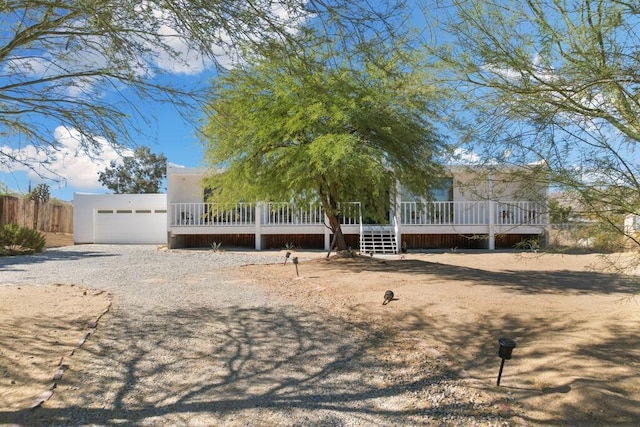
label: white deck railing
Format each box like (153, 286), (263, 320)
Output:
(170, 200), (545, 228)
(494, 201), (545, 226)
(170, 202), (362, 227)
(171, 202), (255, 226)
(399, 201), (545, 226)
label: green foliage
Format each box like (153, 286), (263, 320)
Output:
(429, 0), (640, 251)
(98, 146), (167, 193)
(0, 224), (46, 256)
(1, 0), (410, 180)
(202, 30), (449, 249)
(209, 241), (222, 251)
(514, 238), (540, 252)
(549, 198), (573, 224)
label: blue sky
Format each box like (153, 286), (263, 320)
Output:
(3, 1), (567, 202)
(0, 2), (306, 202)
(0, 72), (213, 202)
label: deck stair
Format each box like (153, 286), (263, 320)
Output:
(360, 224), (397, 254)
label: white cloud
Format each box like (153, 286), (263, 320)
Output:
(450, 147), (481, 164)
(152, 24), (219, 74)
(3, 1), (311, 100)
(149, 2), (309, 73)
(0, 126), (130, 191)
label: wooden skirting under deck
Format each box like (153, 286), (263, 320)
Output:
(177, 232), (542, 250)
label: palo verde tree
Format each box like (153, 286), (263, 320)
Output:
(0, 0), (311, 176)
(98, 146), (166, 193)
(426, 0), (640, 248)
(201, 30), (449, 252)
(1, 0), (409, 181)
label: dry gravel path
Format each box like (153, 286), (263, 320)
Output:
(1, 245), (517, 426)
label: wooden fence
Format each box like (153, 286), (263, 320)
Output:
(0, 195), (73, 233)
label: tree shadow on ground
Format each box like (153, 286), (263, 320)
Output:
(292, 255), (640, 425)
(390, 302), (640, 425)
(305, 255), (638, 295)
(0, 305), (516, 426)
(0, 248), (118, 270)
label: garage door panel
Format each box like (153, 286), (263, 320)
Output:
(95, 210), (166, 244)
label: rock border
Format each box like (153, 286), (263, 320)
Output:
(11, 292), (112, 425)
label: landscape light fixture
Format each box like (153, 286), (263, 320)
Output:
(292, 256), (299, 276)
(496, 337), (517, 386)
(284, 251), (291, 265)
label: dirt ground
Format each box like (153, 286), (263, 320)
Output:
(42, 232), (74, 249)
(237, 250), (640, 425)
(1, 233), (112, 411)
(1, 233), (639, 425)
(0, 284), (112, 411)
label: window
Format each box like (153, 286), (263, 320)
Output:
(432, 178), (453, 202)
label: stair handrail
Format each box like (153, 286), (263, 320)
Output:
(392, 214), (400, 252)
(359, 204), (364, 253)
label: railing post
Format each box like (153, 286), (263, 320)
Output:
(488, 200), (496, 250)
(255, 202), (263, 250)
(324, 212), (331, 251)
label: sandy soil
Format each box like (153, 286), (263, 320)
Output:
(1, 233), (113, 411)
(236, 250), (640, 426)
(2, 232), (639, 425)
(42, 232), (74, 249)
(0, 284), (112, 411)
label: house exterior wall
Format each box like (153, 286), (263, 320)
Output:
(167, 164), (205, 204)
(166, 165), (548, 251)
(453, 167), (547, 203)
(73, 193), (167, 244)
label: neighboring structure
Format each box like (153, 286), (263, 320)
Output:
(73, 193), (167, 244)
(166, 164), (548, 252)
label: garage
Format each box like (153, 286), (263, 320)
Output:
(94, 208), (166, 244)
(74, 193), (167, 244)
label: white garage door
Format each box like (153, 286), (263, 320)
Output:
(94, 209), (167, 244)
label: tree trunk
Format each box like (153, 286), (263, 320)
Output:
(319, 183), (348, 252)
(326, 211), (348, 251)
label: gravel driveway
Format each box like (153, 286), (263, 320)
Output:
(1, 245), (515, 426)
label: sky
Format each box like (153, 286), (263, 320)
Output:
(0, 50), (217, 202)
(5, 1), (623, 202)
(0, 98), (207, 202)
(0, 1), (307, 202)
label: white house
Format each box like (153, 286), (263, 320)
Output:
(165, 163), (549, 252)
(74, 163), (548, 251)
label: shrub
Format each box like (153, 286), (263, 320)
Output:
(515, 238), (540, 252)
(0, 224), (46, 255)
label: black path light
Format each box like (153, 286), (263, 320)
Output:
(284, 251), (291, 265)
(292, 256), (299, 276)
(496, 337), (517, 386)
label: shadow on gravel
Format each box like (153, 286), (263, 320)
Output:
(0, 249), (118, 270)
(1, 305), (513, 426)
